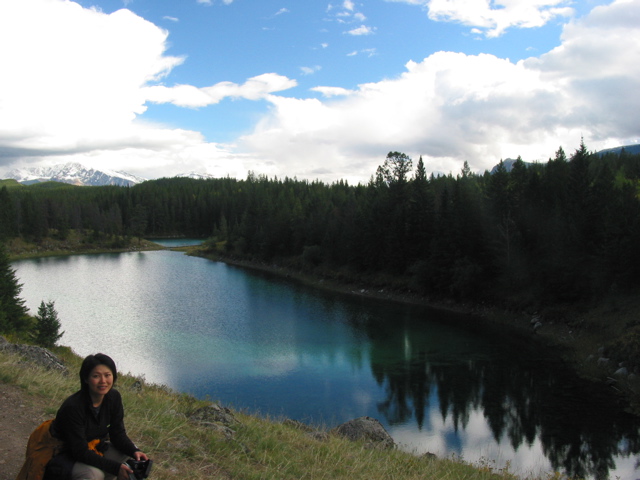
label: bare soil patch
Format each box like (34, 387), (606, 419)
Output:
(0, 383), (50, 480)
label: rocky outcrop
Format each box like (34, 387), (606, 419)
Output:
(331, 416), (395, 449)
(0, 336), (68, 375)
(189, 403), (239, 427)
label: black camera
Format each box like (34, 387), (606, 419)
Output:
(126, 459), (153, 480)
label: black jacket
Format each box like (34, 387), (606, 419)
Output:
(51, 388), (138, 476)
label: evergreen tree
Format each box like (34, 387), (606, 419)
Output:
(0, 243), (29, 333)
(32, 300), (64, 348)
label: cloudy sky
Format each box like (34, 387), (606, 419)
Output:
(0, 0), (638, 184)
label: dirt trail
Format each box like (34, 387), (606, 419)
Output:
(0, 383), (50, 480)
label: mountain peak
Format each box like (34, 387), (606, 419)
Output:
(5, 162), (147, 187)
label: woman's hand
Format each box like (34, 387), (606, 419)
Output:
(117, 462), (133, 480)
(133, 451), (149, 461)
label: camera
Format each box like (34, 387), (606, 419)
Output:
(126, 459), (153, 480)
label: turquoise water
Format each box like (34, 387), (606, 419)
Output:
(13, 250), (640, 479)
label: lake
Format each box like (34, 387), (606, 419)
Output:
(12, 248), (640, 479)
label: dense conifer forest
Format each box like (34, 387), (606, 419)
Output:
(2, 141), (639, 310)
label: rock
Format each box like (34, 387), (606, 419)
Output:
(130, 380), (144, 392)
(0, 340), (68, 375)
(598, 357), (611, 367)
(189, 403), (238, 427)
(199, 422), (236, 440)
(331, 416), (395, 449)
(614, 367), (629, 377)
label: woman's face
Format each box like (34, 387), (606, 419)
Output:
(86, 364), (114, 400)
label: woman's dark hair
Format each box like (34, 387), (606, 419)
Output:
(79, 353), (118, 392)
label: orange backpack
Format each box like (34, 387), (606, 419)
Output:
(15, 420), (63, 480)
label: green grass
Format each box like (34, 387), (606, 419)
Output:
(0, 348), (567, 480)
(0, 179), (24, 188)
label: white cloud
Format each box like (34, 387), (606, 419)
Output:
(300, 66), (322, 76)
(330, 1), (369, 26)
(0, 0), (638, 185)
(386, 0), (574, 37)
(238, 0), (640, 183)
(311, 86), (355, 97)
(346, 25), (376, 35)
(0, 0), (183, 162)
(144, 74), (297, 107)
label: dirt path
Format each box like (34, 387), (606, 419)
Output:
(0, 383), (50, 480)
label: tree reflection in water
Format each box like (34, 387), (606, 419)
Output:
(347, 304), (640, 480)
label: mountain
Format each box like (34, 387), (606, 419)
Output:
(174, 172), (217, 180)
(595, 144), (640, 157)
(489, 144), (640, 174)
(4, 162), (146, 187)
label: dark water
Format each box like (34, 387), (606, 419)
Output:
(12, 250), (640, 479)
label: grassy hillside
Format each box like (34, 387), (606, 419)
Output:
(0, 178), (24, 188)
(0, 347), (536, 480)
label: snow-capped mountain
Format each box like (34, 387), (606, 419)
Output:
(174, 172), (217, 180)
(5, 163), (147, 187)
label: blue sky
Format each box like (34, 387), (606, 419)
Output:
(1, 0), (638, 184)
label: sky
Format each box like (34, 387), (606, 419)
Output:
(0, 0), (638, 185)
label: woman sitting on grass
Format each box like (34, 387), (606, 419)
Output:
(18, 353), (149, 480)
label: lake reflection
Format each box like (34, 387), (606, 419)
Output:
(13, 251), (640, 479)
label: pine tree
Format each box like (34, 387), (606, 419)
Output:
(32, 300), (64, 348)
(0, 243), (29, 333)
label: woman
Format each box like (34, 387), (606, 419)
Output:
(47, 353), (149, 480)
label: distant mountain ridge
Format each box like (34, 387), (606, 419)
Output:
(3, 144), (639, 186)
(491, 144), (640, 174)
(3, 163), (221, 187)
(595, 144), (640, 156)
(5, 162), (147, 187)
(174, 172), (217, 180)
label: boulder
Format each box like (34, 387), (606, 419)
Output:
(614, 367), (629, 377)
(199, 422), (236, 440)
(0, 338), (68, 375)
(189, 403), (238, 427)
(332, 416), (395, 449)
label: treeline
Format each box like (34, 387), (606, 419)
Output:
(2, 141), (640, 306)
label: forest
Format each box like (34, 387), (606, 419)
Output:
(1, 140), (639, 312)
